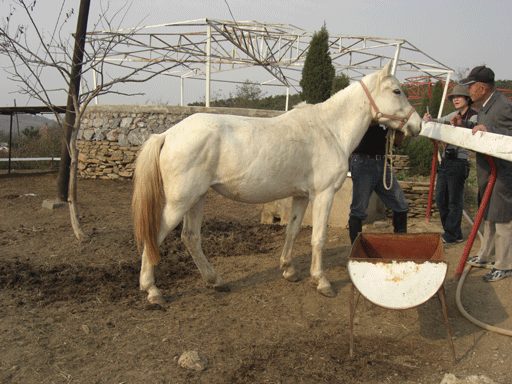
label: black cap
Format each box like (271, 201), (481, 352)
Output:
(459, 66), (495, 85)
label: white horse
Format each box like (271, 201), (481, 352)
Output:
(132, 61), (422, 304)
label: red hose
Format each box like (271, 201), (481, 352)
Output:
(426, 139), (439, 222)
(455, 155), (497, 279)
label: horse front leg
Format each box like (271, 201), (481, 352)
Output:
(310, 189), (336, 297)
(279, 196), (309, 282)
(181, 194), (229, 291)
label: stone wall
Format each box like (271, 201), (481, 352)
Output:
(77, 104), (283, 180)
(380, 157), (439, 219)
(358, 156), (436, 218)
(389, 154), (410, 174)
(76, 141), (140, 180)
(397, 181), (438, 218)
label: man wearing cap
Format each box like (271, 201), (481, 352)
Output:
(452, 66), (512, 281)
(424, 85), (477, 245)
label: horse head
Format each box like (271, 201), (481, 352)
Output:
(361, 61), (422, 137)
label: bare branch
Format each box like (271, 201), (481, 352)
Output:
(1, 0), (177, 112)
(1, 0), (174, 240)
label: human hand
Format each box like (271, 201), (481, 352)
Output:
(472, 125), (488, 135)
(423, 113), (433, 121)
(451, 115), (463, 126)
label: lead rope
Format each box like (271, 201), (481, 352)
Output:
(383, 129), (395, 190)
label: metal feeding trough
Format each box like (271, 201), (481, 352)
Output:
(347, 233), (455, 361)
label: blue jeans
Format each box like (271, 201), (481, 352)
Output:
(349, 156), (409, 220)
(435, 158), (470, 242)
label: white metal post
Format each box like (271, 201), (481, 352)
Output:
(285, 87), (290, 111)
(438, 72), (452, 119)
(391, 43), (402, 76)
(206, 24), (211, 108)
(180, 77), (184, 106)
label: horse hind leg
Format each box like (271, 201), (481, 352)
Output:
(181, 194), (229, 292)
(279, 196), (309, 282)
(140, 204), (186, 304)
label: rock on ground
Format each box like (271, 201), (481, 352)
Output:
(177, 350), (208, 371)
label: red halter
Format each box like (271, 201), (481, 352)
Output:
(359, 81), (416, 130)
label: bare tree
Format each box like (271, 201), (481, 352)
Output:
(455, 67), (470, 82)
(1, 0), (177, 240)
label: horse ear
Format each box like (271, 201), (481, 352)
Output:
(384, 61), (393, 75)
(374, 61), (393, 85)
(379, 61), (393, 79)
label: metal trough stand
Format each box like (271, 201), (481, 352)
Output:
(347, 233), (456, 362)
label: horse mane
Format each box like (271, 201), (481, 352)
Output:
(291, 78), (367, 112)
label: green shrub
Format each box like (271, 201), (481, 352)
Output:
(464, 161), (478, 212)
(331, 73), (350, 95)
(394, 171), (407, 181)
(401, 136), (435, 176)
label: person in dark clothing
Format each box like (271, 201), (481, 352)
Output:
(424, 84), (477, 244)
(348, 124), (408, 244)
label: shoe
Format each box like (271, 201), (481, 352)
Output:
(441, 235), (457, 245)
(467, 256), (495, 269)
(456, 238), (464, 243)
(483, 268), (512, 282)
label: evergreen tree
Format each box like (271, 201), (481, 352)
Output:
(299, 24), (335, 104)
(418, 92), (430, 117)
(430, 80), (444, 118)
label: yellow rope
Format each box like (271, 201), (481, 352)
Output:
(383, 129), (395, 190)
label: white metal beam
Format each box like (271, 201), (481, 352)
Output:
(84, 19), (454, 106)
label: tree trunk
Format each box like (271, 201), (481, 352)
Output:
(57, 118), (73, 202)
(56, 0), (91, 202)
(68, 126), (87, 241)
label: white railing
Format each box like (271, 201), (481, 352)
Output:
(0, 157), (61, 162)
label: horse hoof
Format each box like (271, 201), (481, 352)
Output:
(318, 286), (337, 298)
(213, 283), (231, 292)
(148, 293), (166, 305)
(283, 272), (300, 282)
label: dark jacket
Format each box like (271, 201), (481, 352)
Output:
(352, 124), (402, 156)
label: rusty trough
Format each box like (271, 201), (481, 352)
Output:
(347, 233), (456, 361)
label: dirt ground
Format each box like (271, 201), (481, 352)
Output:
(1, 171), (511, 384)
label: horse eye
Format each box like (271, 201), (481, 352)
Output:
(393, 89), (401, 95)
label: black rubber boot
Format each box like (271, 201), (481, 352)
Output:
(349, 217), (363, 244)
(393, 211), (408, 234)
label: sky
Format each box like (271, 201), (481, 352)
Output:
(1, 0), (512, 108)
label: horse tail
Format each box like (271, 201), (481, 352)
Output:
(132, 133), (166, 265)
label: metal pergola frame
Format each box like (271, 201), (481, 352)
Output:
(86, 18), (454, 113)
